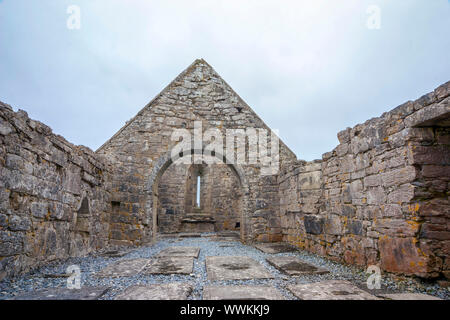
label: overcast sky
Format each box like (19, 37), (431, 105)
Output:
(0, 0), (449, 160)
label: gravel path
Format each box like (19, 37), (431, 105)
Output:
(1, 235), (448, 300)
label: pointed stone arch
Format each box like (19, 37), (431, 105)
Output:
(146, 147), (250, 243)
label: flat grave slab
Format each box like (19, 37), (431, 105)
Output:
(203, 285), (285, 300)
(266, 256), (329, 276)
(206, 256), (273, 281)
(156, 246), (200, 258)
(115, 283), (193, 300)
(12, 286), (110, 300)
(287, 280), (379, 300)
(212, 231), (241, 242)
(95, 258), (149, 278)
(100, 249), (134, 258)
(143, 257), (194, 275)
(253, 243), (298, 254)
(378, 293), (441, 300)
(178, 232), (202, 238)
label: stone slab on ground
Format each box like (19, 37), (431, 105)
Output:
(206, 256), (274, 280)
(178, 232), (202, 238)
(143, 257), (194, 275)
(287, 280), (380, 300)
(156, 246), (200, 258)
(100, 249), (134, 258)
(212, 231), (241, 242)
(266, 256), (329, 276)
(378, 293), (442, 300)
(203, 285), (285, 300)
(254, 243), (298, 254)
(115, 283), (193, 300)
(95, 258), (149, 278)
(12, 286), (110, 300)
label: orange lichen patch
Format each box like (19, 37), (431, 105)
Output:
(406, 220), (420, 229)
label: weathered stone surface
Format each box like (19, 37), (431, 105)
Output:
(287, 280), (379, 300)
(0, 102), (111, 280)
(156, 247), (200, 258)
(280, 80), (450, 280)
(95, 259), (149, 278)
(378, 293), (441, 300)
(100, 249), (134, 258)
(96, 59), (296, 246)
(203, 285), (285, 300)
(379, 237), (428, 276)
(12, 286), (110, 300)
(206, 256), (273, 280)
(253, 242), (297, 254)
(178, 232), (202, 238)
(143, 257), (194, 275)
(115, 283), (193, 300)
(303, 215), (323, 235)
(266, 256), (329, 276)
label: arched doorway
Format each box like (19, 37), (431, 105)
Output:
(146, 148), (250, 243)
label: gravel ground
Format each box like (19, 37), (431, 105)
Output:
(1, 235), (449, 300)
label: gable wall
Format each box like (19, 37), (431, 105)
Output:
(98, 60), (296, 244)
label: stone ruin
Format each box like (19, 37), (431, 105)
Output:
(0, 59), (449, 282)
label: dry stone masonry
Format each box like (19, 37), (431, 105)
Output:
(0, 58), (449, 285)
(279, 81), (450, 279)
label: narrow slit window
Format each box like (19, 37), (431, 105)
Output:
(196, 175), (201, 208)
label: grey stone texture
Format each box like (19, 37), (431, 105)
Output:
(115, 283), (193, 300)
(377, 293), (442, 300)
(11, 286), (110, 300)
(156, 246), (200, 258)
(203, 285), (285, 300)
(95, 258), (149, 278)
(253, 242), (298, 254)
(279, 80), (450, 280)
(97, 59), (296, 246)
(0, 102), (112, 280)
(287, 280), (380, 300)
(266, 256), (329, 276)
(143, 256), (194, 275)
(206, 256), (274, 280)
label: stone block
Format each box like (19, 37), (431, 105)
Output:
(206, 256), (273, 281)
(115, 283), (193, 300)
(287, 280), (379, 300)
(266, 256), (329, 276)
(303, 215), (323, 235)
(203, 285), (285, 300)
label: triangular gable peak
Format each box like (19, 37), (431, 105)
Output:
(97, 59), (296, 162)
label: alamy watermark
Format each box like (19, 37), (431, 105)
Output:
(366, 265), (381, 290)
(67, 5), (81, 30)
(66, 265), (81, 289)
(366, 5), (381, 30)
(171, 121), (280, 176)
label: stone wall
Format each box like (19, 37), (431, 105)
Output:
(279, 81), (450, 279)
(0, 103), (112, 280)
(97, 59), (297, 244)
(157, 163), (242, 234)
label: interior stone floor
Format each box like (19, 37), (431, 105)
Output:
(0, 232), (447, 300)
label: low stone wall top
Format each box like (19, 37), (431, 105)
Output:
(0, 102), (112, 280)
